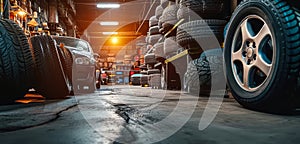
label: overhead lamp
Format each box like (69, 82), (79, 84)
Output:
(100, 21), (119, 26)
(102, 32), (118, 35)
(97, 3), (120, 9)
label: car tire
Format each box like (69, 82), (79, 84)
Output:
(148, 69), (160, 75)
(155, 5), (164, 19)
(160, 4), (178, 35)
(149, 26), (160, 35)
(148, 34), (163, 46)
(224, 0), (300, 113)
(176, 19), (226, 59)
(149, 15), (159, 27)
(161, 0), (175, 8)
(56, 45), (73, 94)
(184, 48), (224, 96)
(164, 36), (180, 57)
(178, 0), (226, 19)
(30, 35), (70, 99)
(0, 19), (34, 103)
(153, 42), (165, 61)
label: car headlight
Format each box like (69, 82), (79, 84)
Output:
(75, 57), (90, 65)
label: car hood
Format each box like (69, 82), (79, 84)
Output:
(65, 46), (93, 59)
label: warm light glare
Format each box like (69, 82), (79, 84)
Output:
(100, 21), (119, 26)
(97, 3), (120, 8)
(111, 37), (118, 44)
(18, 10), (26, 17)
(103, 32), (118, 35)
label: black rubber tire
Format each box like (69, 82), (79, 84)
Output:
(155, 5), (164, 19)
(160, 5), (178, 24)
(56, 45), (73, 94)
(30, 35), (70, 99)
(160, 4), (178, 35)
(164, 36), (180, 57)
(184, 49), (223, 96)
(176, 19), (226, 58)
(148, 69), (161, 75)
(160, 0), (173, 9)
(149, 15), (159, 27)
(162, 22), (178, 37)
(153, 42), (165, 61)
(149, 26), (160, 35)
(224, 0), (300, 113)
(179, 0), (226, 19)
(148, 34), (163, 46)
(144, 53), (156, 64)
(0, 19), (34, 103)
(61, 46), (73, 84)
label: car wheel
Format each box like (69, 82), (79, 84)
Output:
(224, 0), (300, 113)
(0, 19), (34, 103)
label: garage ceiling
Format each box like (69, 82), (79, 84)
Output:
(73, 0), (159, 53)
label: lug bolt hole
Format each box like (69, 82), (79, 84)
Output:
(253, 42), (256, 48)
(247, 59), (251, 65)
(246, 41), (250, 47)
(242, 51), (247, 57)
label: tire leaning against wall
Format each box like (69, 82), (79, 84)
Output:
(0, 19), (34, 103)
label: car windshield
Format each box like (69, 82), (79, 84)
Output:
(53, 37), (90, 52)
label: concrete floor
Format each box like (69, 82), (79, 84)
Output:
(0, 85), (300, 144)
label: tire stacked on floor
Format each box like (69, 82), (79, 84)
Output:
(0, 19), (35, 103)
(158, 1), (182, 90)
(177, 0), (227, 95)
(30, 35), (72, 99)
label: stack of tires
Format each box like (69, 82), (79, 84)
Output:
(151, 0), (182, 90)
(177, 0), (227, 95)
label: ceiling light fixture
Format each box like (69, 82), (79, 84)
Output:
(96, 3), (120, 9)
(100, 21), (119, 26)
(102, 32), (118, 35)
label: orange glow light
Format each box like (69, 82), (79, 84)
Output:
(111, 37), (118, 44)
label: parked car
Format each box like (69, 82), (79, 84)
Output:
(52, 36), (97, 94)
(130, 73), (143, 85)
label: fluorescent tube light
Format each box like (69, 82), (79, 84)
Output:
(100, 21), (119, 26)
(97, 3), (120, 8)
(102, 32), (118, 35)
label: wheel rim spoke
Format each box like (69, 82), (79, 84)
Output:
(254, 56), (271, 75)
(241, 19), (252, 41)
(232, 49), (243, 62)
(254, 24), (271, 47)
(242, 64), (250, 89)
